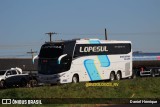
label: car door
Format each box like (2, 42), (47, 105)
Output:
(10, 70), (19, 84)
(5, 70), (13, 85)
(5, 70), (17, 85)
(5, 70), (12, 79)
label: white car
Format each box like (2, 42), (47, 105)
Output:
(0, 67), (29, 88)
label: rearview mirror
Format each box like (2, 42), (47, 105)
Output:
(58, 54), (67, 64)
(32, 55), (38, 64)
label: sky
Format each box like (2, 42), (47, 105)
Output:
(0, 0), (160, 57)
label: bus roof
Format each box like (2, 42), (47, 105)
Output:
(76, 39), (131, 44)
(45, 39), (131, 44)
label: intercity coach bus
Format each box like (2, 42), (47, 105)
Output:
(37, 39), (132, 84)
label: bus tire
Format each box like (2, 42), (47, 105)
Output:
(72, 74), (79, 83)
(110, 72), (115, 81)
(116, 71), (121, 80)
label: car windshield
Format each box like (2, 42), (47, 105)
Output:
(0, 71), (6, 75)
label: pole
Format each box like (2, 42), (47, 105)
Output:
(27, 49), (37, 59)
(45, 32), (57, 42)
(105, 28), (107, 40)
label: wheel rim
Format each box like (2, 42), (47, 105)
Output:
(117, 73), (121, 80)
(0, 81), (4, 87)
(33, 80), (37, 86)
(29, 80), (37, 87)
(72, 76), (78, 83)
(152, 73), (155, 77)
(110, 73), (115, 81)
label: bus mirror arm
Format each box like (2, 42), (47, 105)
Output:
(32, 55), (38, 64)
(58, 54), (67, 64)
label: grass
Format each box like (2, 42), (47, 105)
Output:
(1, 77), (160, 98)
(0, 77), (160, 106)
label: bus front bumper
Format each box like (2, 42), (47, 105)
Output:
(38, 76), (61, 84)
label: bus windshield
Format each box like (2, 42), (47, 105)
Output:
(38, 41), (76, 75)
(39, 44), (64, 59)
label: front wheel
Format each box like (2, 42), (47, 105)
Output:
(0, 80), (5, 88)
(72, 75), (79, 83)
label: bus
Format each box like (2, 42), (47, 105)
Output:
(37, 39), (132, 84)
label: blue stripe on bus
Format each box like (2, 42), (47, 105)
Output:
(89, 40), (100, 44)
(98, 55), (110, 67)
(84, 59), (101, 81)
(89, 39), (110, 67)
(83, 40), (110, 80)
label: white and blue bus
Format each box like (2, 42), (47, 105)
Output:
(37, 39), (132, 84)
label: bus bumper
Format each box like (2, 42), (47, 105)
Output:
(37, 75), (61, 84)
(37, 73), (71, 84)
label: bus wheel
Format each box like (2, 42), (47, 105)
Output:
(110, 72), (115, 81)
(116, 72), (121, 80)
(72, 74), (79, 83)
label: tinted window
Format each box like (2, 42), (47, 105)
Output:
(39, 41), (76, 59)
(12, 70), (17, 75)
(74, 43), (131, 57)
(63, 41), (76, 57)
(6, 71), (12, 75)
(39, 43), (64, 58)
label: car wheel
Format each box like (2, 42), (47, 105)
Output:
(0, 80), (5, 88)
(29, 79), (38, 87)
